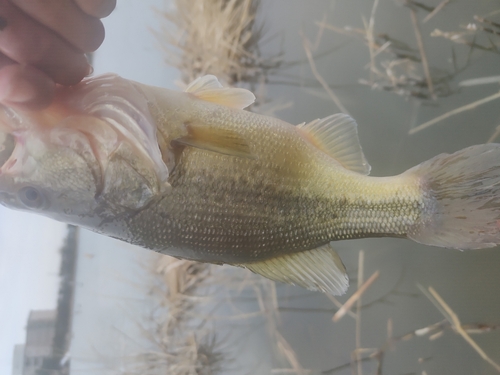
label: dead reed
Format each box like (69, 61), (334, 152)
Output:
(322, 252), (500, 375)
(317, 1), (500, 141)
(114, 256), (224, 375)
(154, 0), (283, 100)
(316, 0), (459, 101)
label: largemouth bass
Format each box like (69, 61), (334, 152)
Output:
(1, 74), (500, 295)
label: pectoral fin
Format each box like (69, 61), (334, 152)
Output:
(237, 244), (349, 295)
(174, 122), (255, 159)
(185, 75), (255, 109)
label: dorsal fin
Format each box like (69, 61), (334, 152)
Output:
(237, 244), (349, 296)
(185, 75), (255, 109)
(297, 113), (371, 175)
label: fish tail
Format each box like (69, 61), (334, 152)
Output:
(406, 144), (500, 250)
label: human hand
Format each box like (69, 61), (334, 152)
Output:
(0, 0), (116, 110)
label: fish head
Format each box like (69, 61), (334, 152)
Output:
(0, 74), (170, 230)
(0, 116), (100, 220)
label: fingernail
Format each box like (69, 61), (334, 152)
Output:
(86, 64), (94, 77)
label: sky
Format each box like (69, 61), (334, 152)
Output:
(0, 1), (177, 373)
(0, 208), (66, 373)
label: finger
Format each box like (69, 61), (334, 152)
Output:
(0, 0), (90, 85)
(0, 64), (55, 110)
(9, 0), (105, 52)
(74, 0), (116, 18)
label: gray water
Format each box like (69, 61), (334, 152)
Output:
(73, 1), (500, 373)
(256, 1), (500, 374)
(5, 1), (500, 374)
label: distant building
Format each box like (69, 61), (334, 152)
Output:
(13, 226), (78, 375)
(12, 344), (24, 375)
(23, 310), (57, 375)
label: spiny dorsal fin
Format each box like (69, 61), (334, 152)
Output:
(185, 75), (255, 109)
(297, 113), (371, 175)
(173, 121), (255, 159)
(238, 244), (349, 296)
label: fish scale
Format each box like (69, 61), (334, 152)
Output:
(124, 134), (424, 263)
(2, 73), (500, 295)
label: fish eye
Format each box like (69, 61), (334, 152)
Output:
(18, 187), (45, 209)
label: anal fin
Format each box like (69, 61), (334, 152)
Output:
(237, 244), (349, 296)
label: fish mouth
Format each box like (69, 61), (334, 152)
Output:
(0, 103), (23, 175)
(0, 131), (15, 171)
(0, 132), (16, 207)
(0, 190), (16, 208)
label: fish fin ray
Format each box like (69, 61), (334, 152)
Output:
(174, 123), (255, 159)
(406, 144), (500, 249)
(185, 75), (223, 91)
(298, 113), (371, 175)
(185, 75), (255, 109)
(237, 244), (349, 295)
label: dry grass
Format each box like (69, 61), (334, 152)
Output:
(419, 285), (500, 373)
(113, 255), (306, 375)
(155, 0), (283, 107)
(116, 257), (224, 375)
(301, 21), (349, 114)
(332, 268), (379, 322)
(116, 251), (499, 375)
(431, 14), (500, 55)
(322, 252), (500, 375)
(316, 1), (500, 139)
(409, 90), (500, 134)
(412, 10), (500, 135)
(316, 0), (459, 101)
(323, 318), (499, 375)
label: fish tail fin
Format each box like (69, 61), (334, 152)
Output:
(407, 144), (500, 250)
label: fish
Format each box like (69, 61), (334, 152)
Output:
(1, 73), (500, 295)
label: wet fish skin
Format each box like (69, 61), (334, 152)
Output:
(124, 92), (422, 263)
(1, 73), (500, 295)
